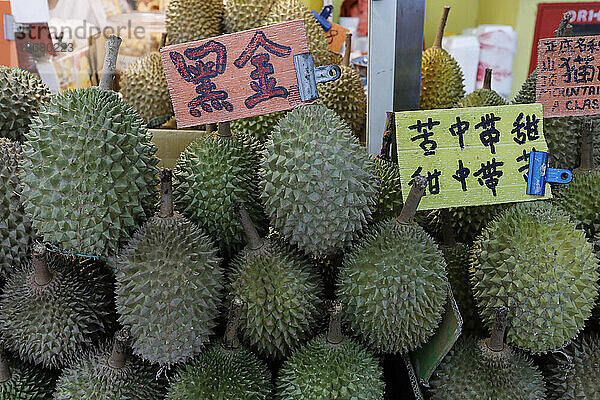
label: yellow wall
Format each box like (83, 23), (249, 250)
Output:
(424, 0), (479, 47)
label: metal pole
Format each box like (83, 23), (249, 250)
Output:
(367, 0), (425, 155)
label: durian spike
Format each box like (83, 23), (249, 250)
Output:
(235, 203), (265, 250)
(433, 6), (450, 49)
(580, 119), (594, 170)
(217, 122), (232, 138)
(483, 68), (492, 90)
(343, 32), (352, 67)
(397, 175), (427, 224)
(32, 242), (53, 286)
(326, 300), (343, 345)
(555, 13), (573, 37)
(99, 35), (123, 91)
(377, 112), (394, 161)
(159, 169), (174, 218)
(486, 306), (508, 352)
(160, 32), (167, 49)
(222, 298), (244, 350)
(108, 328), (130, 369)
(0, 350), (11, 383)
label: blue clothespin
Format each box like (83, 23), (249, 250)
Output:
(526, 151), (572, 196)
(311, 5), (333, 32)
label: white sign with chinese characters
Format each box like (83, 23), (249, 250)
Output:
(395, 104), (550, 210)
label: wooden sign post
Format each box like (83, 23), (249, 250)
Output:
(395, 104), (550, 211)
(161, 20), (340, 128)
(537, 34), (600, 117)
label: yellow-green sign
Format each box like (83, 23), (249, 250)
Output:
(395, 104), (550, 210)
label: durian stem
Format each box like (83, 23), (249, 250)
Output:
(486, 307), (508, 352)
(441, 209), (456, 245)
(32, 242), (53, 286)
(326, 301), (343, 345)
(235, 203), (265, 250)
(159, 169), (174, 218)
(483, 68), (492, 90)
(99, 35), (123, 91)
(217, 122), (232, 138)
(397, 175), (427, 224)
(433, 6), (450, 49)
(555, 13), (573, 38)
(580, 118), (594, 170)
(378, 112), (395, 162)
(206, 123), (217, 134)
(223, 298), (243, 350)
(0, 351), (11, 383)
(160, 32), (167, 49)
(108, 328), (129, 369)
(343, 32), (352, 67)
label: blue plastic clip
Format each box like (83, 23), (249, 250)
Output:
(526, 151), (573, 196)
(311, 5), (333, 32)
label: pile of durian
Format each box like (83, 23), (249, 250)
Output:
(0, 3), (598, 399)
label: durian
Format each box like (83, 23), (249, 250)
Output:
(228, 204), (322, 360)
(0, 138), (33, 279)
(471, 201), (599, 353)
(230, 111), (286, 143)
(21, 88), (159, 257)
(0, 245), (114, 369)
(173, 123), (266, 257)
(276, 302), (385, 399)
(337, 176), (449, 354)
(264, 0), (330, 66)
(223, 0), (273, 33)
(317, 33), (366, 136)
(53, 329), (164, 400)
(372, 157), (403, 224)
(114, 170), (224, 367)
(429, 312), (546, 400)
(456, 68), (509, 108)
(261, 105), (376, 257)
(120, 51), (174, 128)
(420, 6), (465, 109)
(165, 299), (272, 400)
(545, 332), (600, 400)
(0, 349), (55, 399)
(166, 0), (224, 45)
(0, 67), (50, 142)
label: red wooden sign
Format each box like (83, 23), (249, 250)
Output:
(536, 35), (600, 117)
(161, 20), (312, 128)
(530, 2), (600, 75)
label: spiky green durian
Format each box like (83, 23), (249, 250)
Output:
(120, 52), (174, 128)
(372, 157), (403, 224)
(471, 201), (599, 353)
(261, 105), (376, 257)
(173, 126), (266, 257)
(223, 0), (273, 33)
(276, 304), (385, 400)
(456, 69), (508, 108)
(555, 169), (600, 239)
(264, 0), (330, 66)
(420, 7), (465, 109)
(0, 247), (114, 369)
(429, 204), (509, 244)
(230, 207), (322, 360)
(442, 244), (482, 334)
(166, 0), (224, 45)
(114, 171), (223, 366)
(337, 220), (448, 354)
(21, 88), (159, 257)
(546, 333), (600, 400)
(166, 345), (271, 400)
(53, 331), (164, 400)
(0, 139), (33, 279)
(429, 336), (546, 400)
(0, 351), (55, 399)
(0, 67), (50, 142)
(230, 111), (286, 142)
(317, 65), (366, 137)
